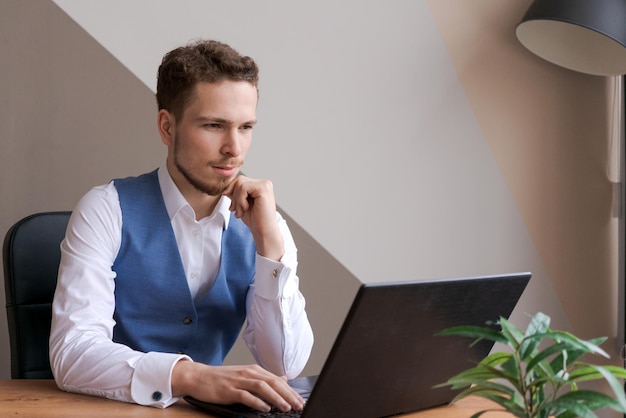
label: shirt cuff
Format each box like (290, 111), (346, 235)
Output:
(130, 352), (191, 408)
(254, 254), (296, 299)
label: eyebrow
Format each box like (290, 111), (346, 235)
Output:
(196, 116), (257, 126)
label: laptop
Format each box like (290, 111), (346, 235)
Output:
(185, 272), (531, 417)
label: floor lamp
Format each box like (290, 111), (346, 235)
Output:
(515, 0), (626, 405)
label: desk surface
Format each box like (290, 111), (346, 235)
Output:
(0, 379), (512, 417)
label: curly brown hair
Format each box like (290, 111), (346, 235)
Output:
(156, 39), (259, 120)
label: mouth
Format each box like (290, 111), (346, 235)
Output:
(212, 165), (239, 177)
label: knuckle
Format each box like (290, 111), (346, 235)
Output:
(239, 364), (262, 378)
(232, 390), (249, 404)
(250, 379), (270, 392)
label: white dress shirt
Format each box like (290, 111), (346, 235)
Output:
(49, 167), (314, 408)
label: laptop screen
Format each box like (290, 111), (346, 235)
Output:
(300, 272), (530, 418)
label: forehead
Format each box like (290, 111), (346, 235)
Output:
(181, 80), (258, 121)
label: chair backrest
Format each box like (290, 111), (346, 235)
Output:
(3, 211), (71, 379)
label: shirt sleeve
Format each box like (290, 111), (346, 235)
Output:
(49, 183), (186, 408)
(242, 212), (314, 379)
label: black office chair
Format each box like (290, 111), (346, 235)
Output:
(3, 211), (71, 379)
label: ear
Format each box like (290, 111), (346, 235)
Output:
(157, 109), (175, 146)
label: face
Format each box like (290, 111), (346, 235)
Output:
(161, 80), (258, 196)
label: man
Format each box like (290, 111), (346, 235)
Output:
(49, 39), (314, 414)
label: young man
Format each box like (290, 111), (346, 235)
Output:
(49, 40), (313, 414)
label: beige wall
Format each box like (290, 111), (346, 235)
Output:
(1, 2), (622, 414)
(429, 0), (616, 344)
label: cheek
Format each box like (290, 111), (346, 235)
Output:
(183, 132), (218, 154)
(240, 137), (253, 155)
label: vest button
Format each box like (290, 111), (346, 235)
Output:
(183, 316), (193, 325)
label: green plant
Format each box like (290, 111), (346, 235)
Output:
(436, 312), (626, 418)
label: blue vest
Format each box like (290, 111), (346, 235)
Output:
(111, 170), (256, 364)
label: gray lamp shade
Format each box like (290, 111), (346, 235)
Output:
(516, 0), (626, 76)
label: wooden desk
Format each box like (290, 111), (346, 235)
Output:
(0, 379), (511, 417)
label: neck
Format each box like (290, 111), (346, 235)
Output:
(165, 161), (221, 220)
(187, 192), (222, 221)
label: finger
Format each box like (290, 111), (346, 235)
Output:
(231, 194), (250, 219)
(239, 379), (292, 412)
(228, 183), (253, 218)
(261, 377), (305, 412)
(235, 389), (273, 413)
(243, 371), (304, 412)
(221, 180), (235, 197)
(221, 175), (242, 198)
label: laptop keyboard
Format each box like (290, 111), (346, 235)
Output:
(257, 408), (302, 417)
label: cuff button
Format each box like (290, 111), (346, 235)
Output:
(272, 269), (278, 278)
(152, 391), (162, 401)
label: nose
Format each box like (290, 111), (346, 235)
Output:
(221, 128), (242, 158)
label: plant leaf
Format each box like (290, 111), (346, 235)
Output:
(555, 412), (580, 418)
(479, 351), (512, 367)
(534, 331), (609, 358)
(590, 365), (626, 413)
(547, 337), (608, 374)
(526, 340), (580, 373)
(543, 390), (622, 417)
(500, 355), (521, 384)
(498, 317), (525, 349)
(519, 312), (550, 360)
(436, 325), (508, 345)
(437, 364), (514, 390)
(552, 402), (596, 418)
(450, 386), (526, 417)
(456, 380), (516, 399)
(568, 364), (626, 382)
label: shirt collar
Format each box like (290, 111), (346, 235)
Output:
(157, 165), (231, 229)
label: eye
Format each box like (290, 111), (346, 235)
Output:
(240, 124), (254, 132)
(203, 123), (223, 130)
